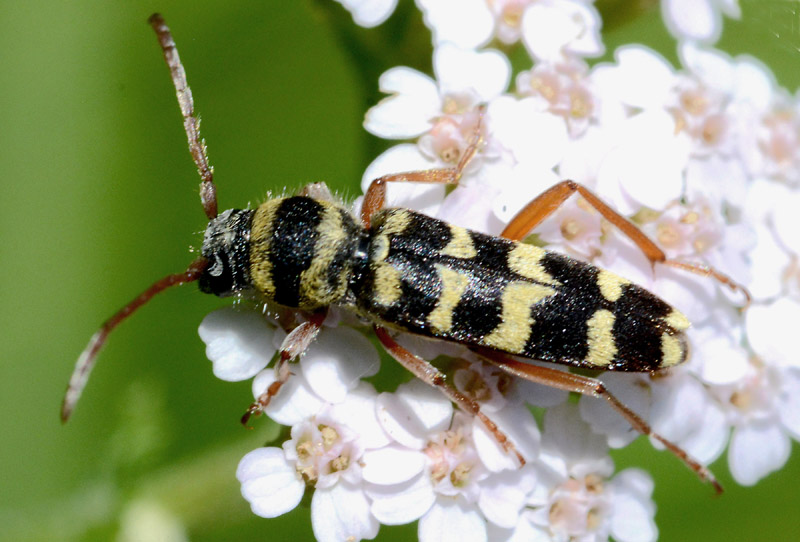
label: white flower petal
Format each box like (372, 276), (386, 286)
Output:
(679, 42), (734, 94)
(488, 96), (568, 170)
(419, 499), (487, 542)
(302, 326), (380, 404)
(521, 4), (576, 61)
(779, 369), (800, 440)
(336, 0), (398, 27)
(594, 46), (675, 110)
(478, 467), (538, 529)
(719, 0), (742, 17)
(601, 110), (688, 211)
(377, 379), (453, 449)
(650, 264), (717, 325)
(744, 177), (789, 224)
(772, 189), (800, 255)
(562, 1), (604, 57)
(559, 126), (616, 184)
(579, 373), (650, 448)
(437, 184), (504, 234)
(328, 383), (391, 449)
(611, 502), (658, 542)
(685, 155), (748, 211)
(434, 44), (510, 101)
(542, 403), (611, 475)
(367, 472), (436, 525)
(417, 0), (494, 48)
(251, 367), (325, 426)
(490, 162), (560, 224)
(521, 2), (603, 61)
(732, 56), (775, 110)
(649, 373), (709, 446)
(365, 67), (440, 138)
(311, 483), (379, 542)
(747, 225), (790, 301)
(662, 0), (720, 43)
(610, 470), (658, 542)
(728, 420), (790, 485)
(198, 308), (277, 382)
(675, 398), (728, 465)
(746, 298), (800, 368)
(473, 405), (540, 472)
(362, 444), (427, 484)
(613, 468), (654, 498)
(236, 448), (304, 518)
(695, 333), (749, 385)
(487, 517), (551, 542)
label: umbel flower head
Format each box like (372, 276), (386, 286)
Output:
(197, 1), (800, 541)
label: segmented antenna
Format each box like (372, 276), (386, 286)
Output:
(61, 15), (217, 421)
(148, 13), (218, 219)
(61, 259), (208, 422)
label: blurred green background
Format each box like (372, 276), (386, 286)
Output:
(2, 1), (799, 541)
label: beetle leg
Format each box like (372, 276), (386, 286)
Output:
(502, 180), (749, 304)
(661, 259), (750, 306)
(361, 106), (486, 227)
(241, 310), (327, 426)
(374, 326), (525, 466)
(475, 347), (723, 494)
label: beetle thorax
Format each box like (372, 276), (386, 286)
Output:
(248, 196), (366, 311)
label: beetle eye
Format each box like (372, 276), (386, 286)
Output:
(208, 254), (225, 277)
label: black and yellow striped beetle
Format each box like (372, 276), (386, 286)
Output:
(63, 14), (748, 494)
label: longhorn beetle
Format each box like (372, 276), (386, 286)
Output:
(63, 13), (749, 494)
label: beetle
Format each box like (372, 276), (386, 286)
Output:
(63, 13), (749, 494)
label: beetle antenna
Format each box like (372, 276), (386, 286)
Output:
(149, 13), (218, 219)
(61, 258), (209, 422)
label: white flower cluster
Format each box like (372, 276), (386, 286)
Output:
(199, 1), (800, 541)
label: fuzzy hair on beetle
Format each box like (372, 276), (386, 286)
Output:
(62, 13), (751, 495)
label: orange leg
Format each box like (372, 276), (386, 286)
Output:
(361, 107), (486, 227)
(241, 310), (327, 426)
(502, 180), (750, 304)
(375, 326), (525, 466)
(475, 347), (722, 494)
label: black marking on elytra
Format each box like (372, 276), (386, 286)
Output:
(378, 215), (445, 329)
(396, 211), (452, 256)
(354, 211), (443, 330)
(449, 278), (504, 342)
(352, 208), (684, 372)
(514, 251), (599, 365)
(523, 291), (593, 365)
(445, 232), (510, 341)
(468, 231), (514, 274)
(389, 257), (442, 329)
(615, 282), (673, 323)
(269, 197), (324, 307)
(610, 283), (674, 370)
(611, 313), (664, 370)
(539, 251), (604, 299)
